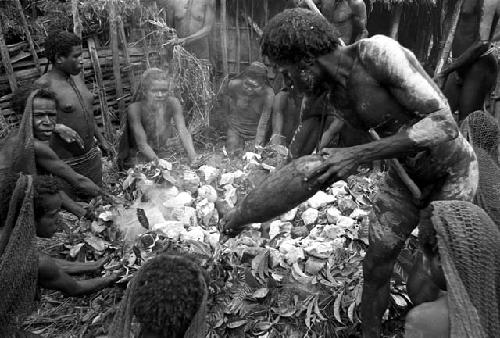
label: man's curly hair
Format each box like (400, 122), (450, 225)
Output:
(11, 85), (56, 117)
(261, 8), (340, 64)
(33, 175), (60, 220)
(131, 253), (206, 338)
(45, 30), (81, 64)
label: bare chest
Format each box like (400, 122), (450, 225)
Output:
(172, 0), (206, 24)
(321, 1), (353, 24)
(141, 107), (174, 136)
(334, 63), (415, 136)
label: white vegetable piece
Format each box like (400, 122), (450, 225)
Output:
(301, 208), (319, 225)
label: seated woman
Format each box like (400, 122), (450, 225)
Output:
(405, 201), (500, 337)
(117, 68), (200, 169)
(11, 86), (103, 218)
(109, 252), (208, 338)
(0, 174), (117, 336)
(226, 62), (275, 154)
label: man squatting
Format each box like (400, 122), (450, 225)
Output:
(224, 9), (479, 337)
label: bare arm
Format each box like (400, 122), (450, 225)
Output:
(310, 37), (458, 183)
(59, 191), (86, 218)
(128, 103), (158, 162)
(38, 254), (116, 297)
(255, 88), (275, 146)
(442, 0), (497, 76)
(171, 97), (197, 162)
(44, 253), (104, 275)
(183, 0), (215, 44)
(350, 0), (368, 42)
(34, 141), (101, 197)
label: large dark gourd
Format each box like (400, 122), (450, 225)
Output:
(222, 154), (334, 233)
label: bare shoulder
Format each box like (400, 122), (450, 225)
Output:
(127, 102), (142, 118)
(357, 35), (418, 79)
(349, 0), (366, 12)
(35, 73), (51, 87)
(264, 86), (275, 99)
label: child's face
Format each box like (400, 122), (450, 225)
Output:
(36, 193), (62, 238)
(147, 80), (171, 103)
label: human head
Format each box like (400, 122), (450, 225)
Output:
(33, 176), (61, 238)
(131, 253), (207, 338)
(261, 8), (339, 93)
(45, 30), (83, 75)
(135, 68), (172, 103)
(239, 62), (269, 94)
(12, 86), (57, 141)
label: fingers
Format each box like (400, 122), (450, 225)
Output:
(304, 162), (329, 181)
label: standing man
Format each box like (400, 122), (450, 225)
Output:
(35, 30), (111, 188)
(224, 9), (478, 337)
(165, 0), (216, 62)
(296, 0), (368, 44)
(438, 0), (500, 121)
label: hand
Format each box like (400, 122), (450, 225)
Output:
(98, 139), (113, 157)
(220, 209), (246, 238)
(84, 208), (97, 221)
(79, 181), (102, 197)
(105, 272), (121, 285)
(172, 37), (187, 46)
(55, 124), (84, 149)
(270, 134), (286, 146)
(189, 155), (204, 168)
(305, 148), (359, 186)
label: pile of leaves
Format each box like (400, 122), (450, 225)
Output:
(24, 145), (413, 337)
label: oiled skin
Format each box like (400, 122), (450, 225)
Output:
(225, 35), (478, 338)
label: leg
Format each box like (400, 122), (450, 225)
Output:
(458, 54), (498, 121)
(289, 117), (321, 159)
(361, 171), (420, 338)
(442, 72), (460, 115)
(226, 127), (242, 154)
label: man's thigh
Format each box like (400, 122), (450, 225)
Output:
(226, 127), (242, 152)
(369, 171), (420, 252)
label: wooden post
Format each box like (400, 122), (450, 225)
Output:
(72, 0), (83, 79)
(264, 0), (269, 25)
(220, 0), (229, 77)
(0, 16), (17, 92)
(244, 0), (252, 63)
(235, 0), (241, 74)
(118, 16), (136, 93)
(434, 0), (464, 88)
(141, 29), (150, 68)
(109, 0), (125, 114)
(88, 38), (113, 140)
(14, 0), (41, 74)
(389, 3), (403, 40)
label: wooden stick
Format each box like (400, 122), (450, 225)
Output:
(389, 3), (403, 39)
(109, 0), (125, 114)
(72, 0), (84, 79)
(235, 0), (241, 74)
(88, 38), (113, 140)
(14, 0), (41, 74)
(220, 0), (229, 77)
(434, 0), (464, 88)
(302, 0), (322, 15)
(140, 29), (150, 68)
(117, 16), (136, 93)
(264, 0), (269, 25)
(0, 16), (17, 92)
(368, 129), (422, 200)
(242, 15), (263, 38)
(243, 0), (252, 63)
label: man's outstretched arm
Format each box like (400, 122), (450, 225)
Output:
(171, 97), (198, 162)
(128, 104), (158, 162)
(310, 37), (458, 183)
(255, 88), (275, 147)
(38, 253), (117, 297)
